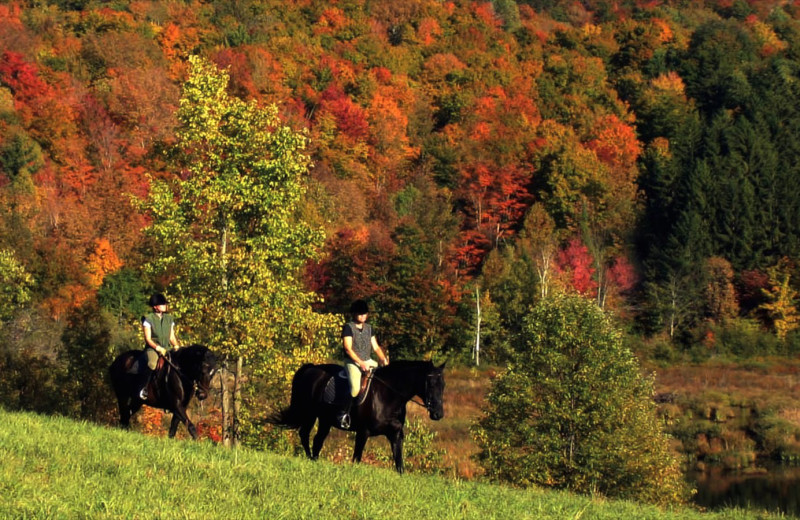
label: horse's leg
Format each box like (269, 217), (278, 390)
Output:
(117, 396), (131, 428)
(168, 414), (181, 437)
(352, 429), (368, 464)
(311, 419), (332, 460)
(128, 401), (144, 424)
(170, 405), (197, 439)
(388, 428), (405, 474)
(298, 417), (315, 459)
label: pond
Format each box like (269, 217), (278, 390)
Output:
(691, 465), (800, 516)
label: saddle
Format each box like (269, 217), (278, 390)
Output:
(125, 352), (168, 402)
(124, 351), (166, 375)
(322, 368), (374, 406)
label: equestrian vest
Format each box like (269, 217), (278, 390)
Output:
(342, 322), (373, 361)
(144, 312), (175, 350)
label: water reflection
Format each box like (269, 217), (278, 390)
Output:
(691, 465), (800, 516)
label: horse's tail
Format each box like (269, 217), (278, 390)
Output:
(267, 363), (317, 429)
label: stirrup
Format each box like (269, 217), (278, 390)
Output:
(139, 388), (148, 400)
(337, 413), (350, 429)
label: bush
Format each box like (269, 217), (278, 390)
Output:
(712, 319), (779, 358)
(473, 294), (689, 505)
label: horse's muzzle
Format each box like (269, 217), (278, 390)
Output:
(429, 409), (444, 421)
(196, 388), (209, 400)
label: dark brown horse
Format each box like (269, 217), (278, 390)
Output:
(269, 360), (445, 473)
(109, 344), (217, 439)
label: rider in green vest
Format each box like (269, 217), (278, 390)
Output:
(136, 293), (181, 400)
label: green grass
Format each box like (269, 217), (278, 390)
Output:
(0, 409), (793, 520)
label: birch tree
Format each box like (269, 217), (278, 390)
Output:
(138, 56), (336, 446)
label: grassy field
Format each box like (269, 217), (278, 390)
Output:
(0, 408), (795, 520)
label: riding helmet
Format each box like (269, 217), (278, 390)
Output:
(148, 293), (168, 307)
(350, 299), (369, 315)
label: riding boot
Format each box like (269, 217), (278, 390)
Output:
(336, 394), (353, 429)
(135, 366), (153, 400)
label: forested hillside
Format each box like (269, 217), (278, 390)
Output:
(3, 0), (800, 409)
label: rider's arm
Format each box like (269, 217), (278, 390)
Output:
(371, 336), (389, 366)
(169, 322), (180, 349)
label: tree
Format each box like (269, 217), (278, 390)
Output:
(759, 259), (799, 341)
(0, 248), (32, 322)
(474, 295), (688, 505)
(137, 56), (337, 447)
(59, 298), (116, 422)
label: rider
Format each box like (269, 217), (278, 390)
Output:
(136, 293), (181, 400)
(338, 299), (389, 428)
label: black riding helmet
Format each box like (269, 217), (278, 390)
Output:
(148, 293), (168, 307)
(350, 299), (369, 316)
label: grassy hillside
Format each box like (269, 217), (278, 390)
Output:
(0, 409), (793, 520)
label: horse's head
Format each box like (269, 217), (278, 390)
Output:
(195, 348), (217, 401)
(424, 362), (446, 421)
(174, 345), (217, 401)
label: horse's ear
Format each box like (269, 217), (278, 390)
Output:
(437, 361), (446, 370)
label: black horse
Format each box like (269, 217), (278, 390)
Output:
(269, 360), (445, 473)
(109, 344), (217, 439)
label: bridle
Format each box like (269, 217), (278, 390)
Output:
(163, 351), (215, 399)
(372, 370), (442, 413)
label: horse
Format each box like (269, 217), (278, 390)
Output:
(269, 360), (445, 473)
(109, 344), (217, 439)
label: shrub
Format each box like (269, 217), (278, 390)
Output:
(473, 294), (689, 505)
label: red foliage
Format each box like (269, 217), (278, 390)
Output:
(557, 237), (598, 296)
(0, 51), (50, 103)
(320, 85), (369, 141)
(738, 269), (770, 312)
(608, 255), (637, 293)
(456, 162), (532, 263)
(194, 407), (223, 443)
(212, 48), (257, 99)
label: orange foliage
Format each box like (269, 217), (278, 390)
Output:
(652, 18), (674, 43)
(587, 114), (642, 174)
(87, 238), (123, 288)
(472, 2), (500, 28)
(0, 3), (23, 28)
(417, 17), (442, 46)
(139, 407), (167, 437)
(42, 283), (93, 321)
(317, 7), (347, 33)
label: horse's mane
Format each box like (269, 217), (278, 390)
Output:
(170, 344), (210, 363)
(377, 360), (435, 375)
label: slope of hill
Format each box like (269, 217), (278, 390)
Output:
(0, 408), (791, 519)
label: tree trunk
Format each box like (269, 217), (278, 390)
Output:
(221, 361), (231, 447)
(474, 286), (481, 366)
(232, 356), (243, 447)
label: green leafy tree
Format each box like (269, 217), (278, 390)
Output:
(473, 295), (688, 505)
(137, 56), (337, 446)
(0, 249), (33, 322)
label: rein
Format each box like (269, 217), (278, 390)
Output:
(370, 373), (431, 411)
(162, 351), (204, 397)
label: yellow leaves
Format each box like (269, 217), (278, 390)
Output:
(760, 260), (800, 341)
(651, 71), (686, 97)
